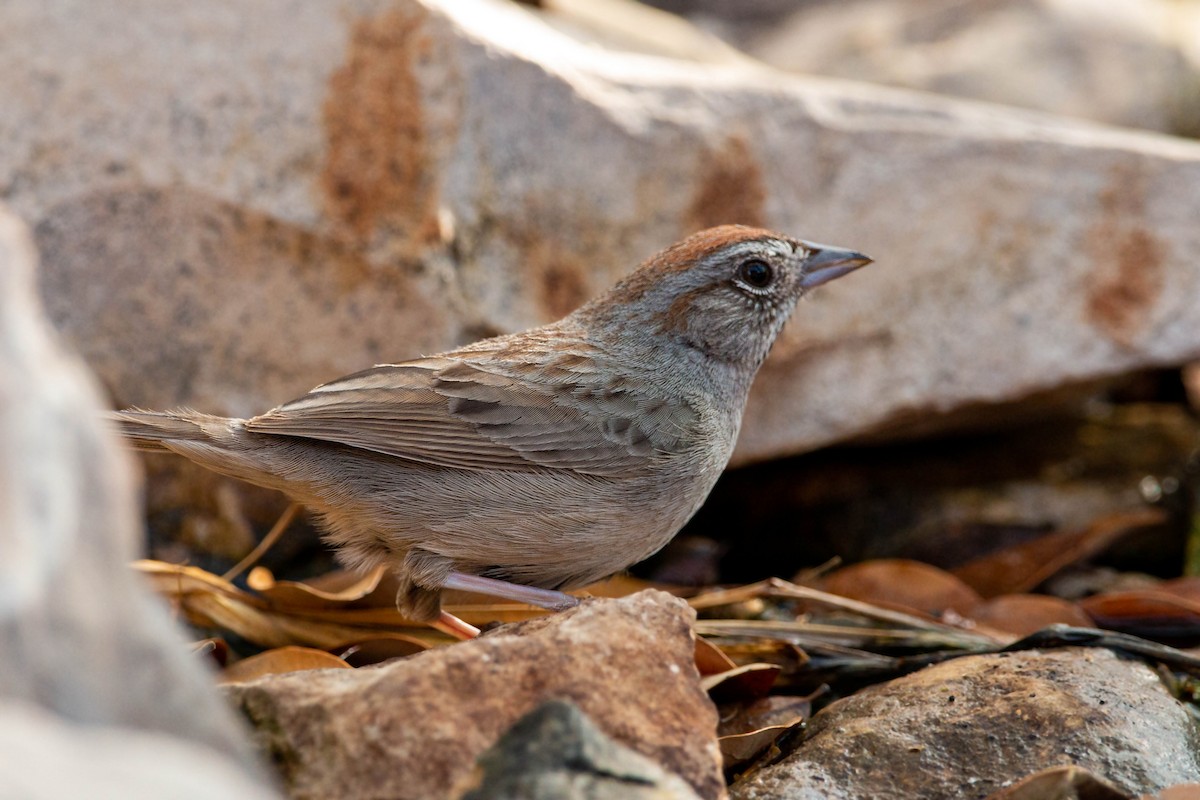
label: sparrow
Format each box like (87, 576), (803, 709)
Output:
(113, 225), (870, 638)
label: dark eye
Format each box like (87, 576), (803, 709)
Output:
(737, 259), (773, 288)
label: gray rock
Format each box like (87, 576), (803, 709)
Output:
(452, 699), (702, 800)
(0, 207), (275, 788)
(7, 0), (1200, 469)
(0, 700), (279, 800)
(529, 0), (752, 65)
(224, 591), (724, 800)
(731, 648), (1200, 800)
(711, 0), (1200, 136)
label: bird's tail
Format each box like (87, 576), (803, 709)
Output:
(107, 408), (233, 452)
(108, 408), (299, 496)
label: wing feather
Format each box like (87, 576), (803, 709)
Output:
(245, 354), (697, 476)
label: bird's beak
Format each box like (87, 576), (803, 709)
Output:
(798, 242), (873, 289)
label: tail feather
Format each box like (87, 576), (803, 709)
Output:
(107, 408), (229, 452)
(107, 408), (295, 494)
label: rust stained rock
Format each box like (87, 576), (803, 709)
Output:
(322, 5), (442, 248)
(1084, 166), (1167, 347)
(687, 134), (767, 232)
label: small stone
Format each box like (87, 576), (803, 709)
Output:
(452, 699), (702, 800)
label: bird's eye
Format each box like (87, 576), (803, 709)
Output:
(737, 259), (773, 289)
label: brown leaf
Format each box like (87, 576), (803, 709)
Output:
(713, 639), (809, 675)
(701, 663), (781, 705)
(717, 694), (813, 738)
(1153, 578), (1200, 603)
(821, 559), (982, 616)
(336, 635), (430, 667)
(717, 692), (815, 770)
(981, 765), (1129, 799)
(577, 574), (686, 598)
(136, 559), (445, 648)
(135, 559), (545, 649)
(220, 646), (351, 684)
(1140, 784), (1200, 800)
(954, 509), (1166, 599)
(1079, 590), (1200, 641)
(970, 594), (1094, 637)
(249, 564), (395, 609)
(719, 721), (802, 771)
(694, 636), (738, 676)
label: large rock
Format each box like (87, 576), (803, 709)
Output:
(0, 699), (279, 800)
(528, 0), (753, 66)
(734, 0), (1200, 137)
(8, 0), (1200, 465)
(0, 207), (275, 790)
(730, 648), (1200, 800)
(224, 591), (724, 800)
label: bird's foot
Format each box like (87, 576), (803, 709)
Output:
(431, 610), (481, 640)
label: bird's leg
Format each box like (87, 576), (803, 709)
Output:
(442, 571), (581, 611)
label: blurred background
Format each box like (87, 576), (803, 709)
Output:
(598, 0), (1200, 137)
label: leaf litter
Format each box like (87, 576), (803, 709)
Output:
(139, 500), (1200, 790)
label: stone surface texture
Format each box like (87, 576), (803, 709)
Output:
(452, 698), (703, 800)
(0, 699), (279, 800)
(749, 0), (1200, 137)
(0, 207), (276, 790)
(224, 591), (724, 800)
(5, 0), (1200, 467)
(730, 648), (1200, 800)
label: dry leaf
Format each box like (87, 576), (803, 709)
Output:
(708, 639), (809, 680)
(1141, 784), (1200, 800)
(717, 694), (814, 772)
(576, 574), (686, 598)
(249, 565), (395, 609)
(1079, 591), (1200, 643)
(337, 635), (430, 667)
(220, 646), (351, 684)
(701, 663), (781, 704)
(137, 557), (712, 657)
(136, 559), (448, 648)
(821, 559), (983, 616)
(717, 694), (814, 738)
(694, 636), (738, 676)
(954, 509), (1166, 599)
(970, 594), (1094, 637)
(1153, 578), (1200, 604)
(981, 764), (1129, 799)
(719, 721), (802, 771)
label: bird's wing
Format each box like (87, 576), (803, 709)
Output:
(244, 357), (697, 476)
